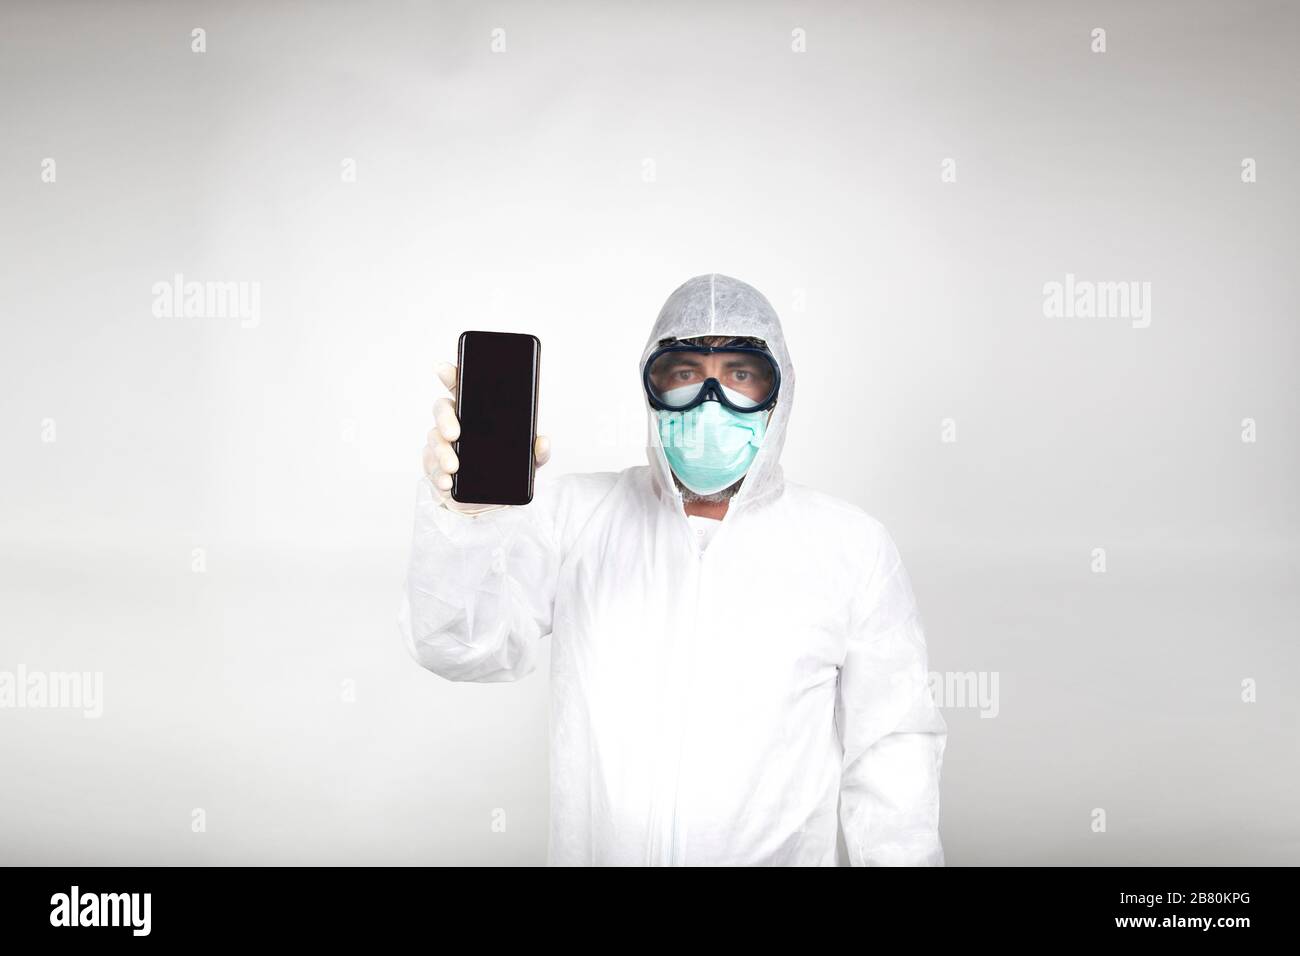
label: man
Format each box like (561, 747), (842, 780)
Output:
(400, 274), (948, 866)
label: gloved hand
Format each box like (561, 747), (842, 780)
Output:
(423, 360), (552, 515)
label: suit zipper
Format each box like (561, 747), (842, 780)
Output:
(663, 516), (707, 865)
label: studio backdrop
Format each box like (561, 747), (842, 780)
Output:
(1, 0), (1297, 864)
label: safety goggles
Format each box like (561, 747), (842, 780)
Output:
(643, 339), (780, 413)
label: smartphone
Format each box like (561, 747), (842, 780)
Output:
(451, 331), (541, 506)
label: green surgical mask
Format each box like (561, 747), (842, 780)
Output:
(656, 400), (767, 495)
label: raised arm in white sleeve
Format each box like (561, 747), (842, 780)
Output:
(398, 475), (562, 683)
(836, 528), (948, 866)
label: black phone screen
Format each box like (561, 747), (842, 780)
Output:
(452, 331), (540, 506)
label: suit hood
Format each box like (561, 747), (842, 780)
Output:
(639, 274), (795, 517)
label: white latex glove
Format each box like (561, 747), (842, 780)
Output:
(423, 361), (552, 516)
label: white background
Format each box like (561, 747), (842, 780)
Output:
(1, 0), (1297, 863)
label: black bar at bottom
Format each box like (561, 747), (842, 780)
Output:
(0, 865), (1285, 943)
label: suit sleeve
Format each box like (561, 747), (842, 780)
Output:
(836, 528), (948, 866)
(398, 476), (562, 683)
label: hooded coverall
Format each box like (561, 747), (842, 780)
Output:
(400, 274), (948, 866)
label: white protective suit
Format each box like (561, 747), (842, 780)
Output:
(400, 274), (948, 866)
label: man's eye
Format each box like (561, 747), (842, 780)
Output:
(733, 370), (751, 381)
